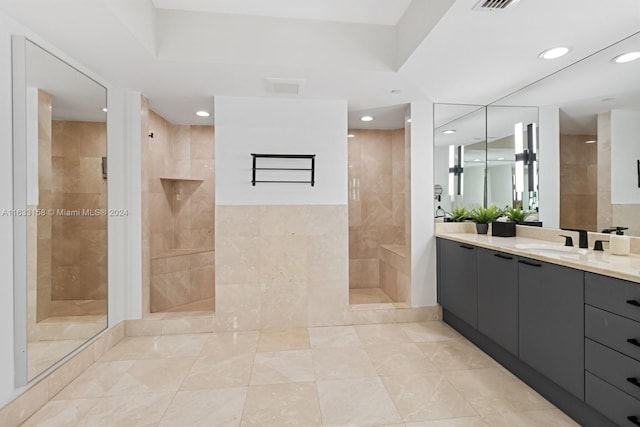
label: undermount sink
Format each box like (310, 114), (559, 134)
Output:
(514, 243), (588, 256)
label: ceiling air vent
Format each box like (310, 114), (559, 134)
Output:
(265, 78), (306, 95)
(473, 0), (520, 11)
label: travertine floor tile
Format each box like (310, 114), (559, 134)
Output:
(24, 393), (174, 427)
(257, 329), (310, 352)
(308, 325), (362, 348)
(54, 358), (195, 399)
(316, 377), (402, 426)
(480, 408), (579, 426)
(199, 331), (259, 357)
(158, 388), (247, 427)
(250, 350), (315, 385)
(445, 368), (553, 415)
(181, 353), (254, 390)
(312, 347), (377, 380)
(354, 324), (412, 345)
(417, 339), (499, 371)
(21, 321), (574, 427)
(365, 342), (439, 376)
(399, 321), (462, 343)
(405, 417), (489, 427)
(99, 334), (208, 361)
(241, 382), (322, 427)
(382, 373), (478, 422)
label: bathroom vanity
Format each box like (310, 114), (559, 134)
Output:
(436, 228), (640, 427)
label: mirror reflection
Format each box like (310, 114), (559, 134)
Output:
(497, 31), (640, 236)
(434, 104), (539, 218)
(24, 40), (107, 380)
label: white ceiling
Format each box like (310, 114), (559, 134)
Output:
(152, 0), (413, 26)
(1, 0), (639, 130)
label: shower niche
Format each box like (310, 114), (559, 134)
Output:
(143, 105), (215, 313)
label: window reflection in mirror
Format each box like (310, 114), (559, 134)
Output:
(19, 39), (108, 381)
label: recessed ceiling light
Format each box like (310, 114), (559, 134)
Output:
(347, 134), (355, 138)
(101, 107), (107, 112)
(585, 140), (597, 144)
(498, 157), (505, 160)
(612, 51), (640, 63)
(539, 46), (570, 60)
(406, 118), (412, 123)
(360, 116), (374, 122)
(443, 129), (456, 134)
(474, 159), (481, 162)
(391, 89), (402, 94)
(196, 111), (210, 117)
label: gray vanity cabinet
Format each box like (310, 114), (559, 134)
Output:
(438, 238), (478, 327)
(477, 248), (518, 356)
(518, 258), (584, 399)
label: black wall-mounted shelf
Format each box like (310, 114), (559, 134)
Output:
(251, 153), (316, 186)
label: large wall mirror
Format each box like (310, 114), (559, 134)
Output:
(12, 36), (108, 384)
(434, 103), (539, 214)
(498, 31), (640, 236)
(435, 30), (640, 235)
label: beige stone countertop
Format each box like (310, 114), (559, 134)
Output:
(436, 229), (640, 284)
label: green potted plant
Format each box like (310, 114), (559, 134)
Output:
(469, 205), (503, 234)
(505, 207), (530, 223)
(449, 206), (469, 222)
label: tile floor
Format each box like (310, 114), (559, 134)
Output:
(349, 288), (394, 305)
(21, 321), (579, 427)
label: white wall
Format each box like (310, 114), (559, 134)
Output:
(410, 101), (436, 307)
(462, 165), (484, 208)
(0, 11), (142, 407)
(487, 164), (513, 209)
(538, 106), (560, 228)
(434, 145), (451, 214)
(611, 109), (640, 204)
(215, 96), (348, 206)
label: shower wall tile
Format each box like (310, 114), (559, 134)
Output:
(560, 133), (598, 231)
(144, 109), (215, 312)
(347, 129), (406, 294)
(612, 204), (640, 237)
(215, 205), (349, 330)
(151, 270), (191, 312)
(597, 112), (612, 232)
(190, 125), (215, 160)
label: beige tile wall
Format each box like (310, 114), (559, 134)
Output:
(597, 112), (612, 232)
(560, 133), (597, 231)
(33, 90), (52, 323)
(348, 129), (406, 290)
(144, 107), (215, 313)
(147, 111), (215, 258)
(215, 205), (350, 329)
(150, 251), (215, 312)
(50, 120), (107, 301)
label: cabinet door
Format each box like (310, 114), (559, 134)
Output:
(478, 248), (518, 356)
(518, 258), (584, 399)
(439, 238), (478, 327)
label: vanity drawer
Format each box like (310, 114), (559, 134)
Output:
(586, 338), (640, 401)
(586, 305), (640, 361)
(586, 372), (640, 426)
(585, 273), (640, 323)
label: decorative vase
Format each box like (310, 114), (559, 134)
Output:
(476, 223), (489, 234)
